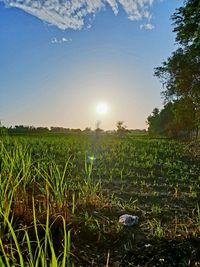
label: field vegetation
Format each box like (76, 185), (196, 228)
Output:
(0, 133), (199, 266)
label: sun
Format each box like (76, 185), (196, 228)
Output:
(96, 102), (108, 115)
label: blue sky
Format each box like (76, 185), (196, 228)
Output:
(0, 0), (184, 130)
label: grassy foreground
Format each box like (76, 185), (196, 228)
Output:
(0, 134), (199, 266)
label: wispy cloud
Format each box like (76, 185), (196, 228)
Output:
(140, 23), (155, 30)
(51, 37), (72, 44)
(2, 0), (155, 30)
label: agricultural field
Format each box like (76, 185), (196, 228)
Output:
(0, 134), (200, 266)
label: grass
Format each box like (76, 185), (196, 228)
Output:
(0, 134), (199, 266)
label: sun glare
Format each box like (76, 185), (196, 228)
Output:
(96, 102), (108, 115)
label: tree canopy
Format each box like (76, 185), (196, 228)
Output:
(172, 0), (200, 47)
(148, 0), (200, 138)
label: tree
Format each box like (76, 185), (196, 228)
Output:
(116, 121), (127, 138)
(147, 99), (196, 138)
(83, 127), (92, 133)
(154, 0), (200, 138)
(147, 108), (160, 135)
(155, 48), (200, 105)
(147, 105), (174, 137)
(172, 0), (200, 47)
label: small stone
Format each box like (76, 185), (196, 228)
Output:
(144, 244), (152, 248)
(119, 214), (139, 226)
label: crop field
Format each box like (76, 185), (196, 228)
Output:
(0, 134), (199, 266)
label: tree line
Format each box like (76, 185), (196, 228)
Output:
(147, 0), (200, 139)
(0, 123), (146, 136)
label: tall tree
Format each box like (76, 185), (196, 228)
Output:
(155, 48), (200, 104)
(172, 0), (200, 47)
(154, 0), (200, 138)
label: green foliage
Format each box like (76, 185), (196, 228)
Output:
(147, 98), (196, 138)
(152, 0), (200, 139)
(0, 134), (199, 265)
(155, 48), (200, 103)
(172, 0), (200, 47)
(148, 219), (164, 238)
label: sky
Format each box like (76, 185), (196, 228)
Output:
(0, 0), (184, 130)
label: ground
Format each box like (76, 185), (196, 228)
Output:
(0, 134), (199, 266)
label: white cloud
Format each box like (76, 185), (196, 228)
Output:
(51, 37), (58, 44)
(86, 24), (92, 29)
(62, 37), (72, 42)
(106, 0), (119, 15)
(2, 0), (155, 30)
(140, 23), (155, 30)
(51, 37), (72, 44)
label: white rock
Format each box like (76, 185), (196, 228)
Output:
(119, 214), (139, 226)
